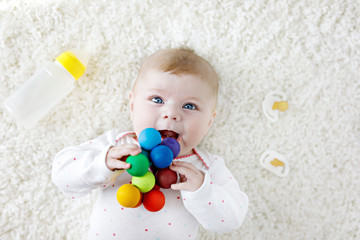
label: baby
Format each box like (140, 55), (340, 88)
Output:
(52, 48), (248, 240)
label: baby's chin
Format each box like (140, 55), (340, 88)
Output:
(176, 146), (195, 158)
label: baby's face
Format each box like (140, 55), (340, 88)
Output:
(130, 69), (216, 157)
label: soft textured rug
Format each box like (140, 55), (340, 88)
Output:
(1, 0), (359, 239)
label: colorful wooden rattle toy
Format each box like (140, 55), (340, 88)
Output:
(116, 128), (180, 212)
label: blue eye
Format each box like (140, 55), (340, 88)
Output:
(183, 103), (197, 110)
(151, 96), (163, 104)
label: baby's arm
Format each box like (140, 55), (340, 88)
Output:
(52, 130), (140, 199)
(179, 155), (249, 233)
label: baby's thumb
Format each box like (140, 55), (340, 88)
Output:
(107, 159), (131, 171)
(119, 161), (131, 170)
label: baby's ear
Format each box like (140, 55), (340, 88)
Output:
(208, 111), (217, 126)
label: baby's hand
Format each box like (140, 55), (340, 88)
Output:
(106, 144), (142, 171)
(169, 161), (204, 192)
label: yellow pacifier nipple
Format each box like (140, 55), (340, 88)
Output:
(272, 101), (288, 112)
(270, 158), (285, 167)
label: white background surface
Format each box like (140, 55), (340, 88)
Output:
(1, 0), (359, 239)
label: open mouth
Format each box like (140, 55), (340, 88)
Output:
(159, 130), (179, 140)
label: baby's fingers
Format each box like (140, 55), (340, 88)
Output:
(171, 181), (190, 191)
(106, 144), (141, 171)
(170, 161), (200, 177)
(169, 161), (204, 192)
(107, 159), (131, 171)
(108, 144), (141, 159)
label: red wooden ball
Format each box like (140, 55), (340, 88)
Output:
(155, 167), (178, 189)
(143, 189), (165, 212)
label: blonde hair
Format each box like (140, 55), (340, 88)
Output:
(133, 48), (219, 101)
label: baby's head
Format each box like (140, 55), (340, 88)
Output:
(130, 48), (218, 156)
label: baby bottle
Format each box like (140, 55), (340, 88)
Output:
(4, 50), (89, 128)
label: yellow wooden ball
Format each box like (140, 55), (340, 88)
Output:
(116, 184), (141, 208)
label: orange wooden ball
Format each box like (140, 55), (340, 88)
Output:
(133, 192), (143, 208)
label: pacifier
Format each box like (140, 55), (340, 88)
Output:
(262, 91), (288, 122)
(259, 150), (289, 177)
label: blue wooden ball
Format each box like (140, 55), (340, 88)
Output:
(150, 145), (174, 169)
(138, 128), (161, 150)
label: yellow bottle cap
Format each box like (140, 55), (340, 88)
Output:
(56, 51), (86, 80)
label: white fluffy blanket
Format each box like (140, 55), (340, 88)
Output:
(1, 0), (359, 239)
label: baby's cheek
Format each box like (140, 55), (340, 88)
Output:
(133, 110), (156, 130)
(182, 134), (200, 152)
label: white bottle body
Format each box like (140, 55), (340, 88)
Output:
(4, 61), (75, 128)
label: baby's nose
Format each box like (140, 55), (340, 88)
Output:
(162, 108), (181, 121)
(162, 113), (180, 121)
